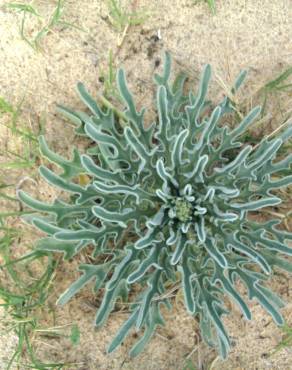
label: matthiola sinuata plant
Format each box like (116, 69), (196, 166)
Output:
(18, 53), (292, 358)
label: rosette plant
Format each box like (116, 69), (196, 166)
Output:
(18, 53), (292, 358)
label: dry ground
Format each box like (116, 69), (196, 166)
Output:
(0, 0), (292, 369)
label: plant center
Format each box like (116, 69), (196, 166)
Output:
(173, 198), (193, 222)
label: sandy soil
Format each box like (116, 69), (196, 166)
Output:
(0, 310), (18, 370)
(0, 0), (292, 369)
